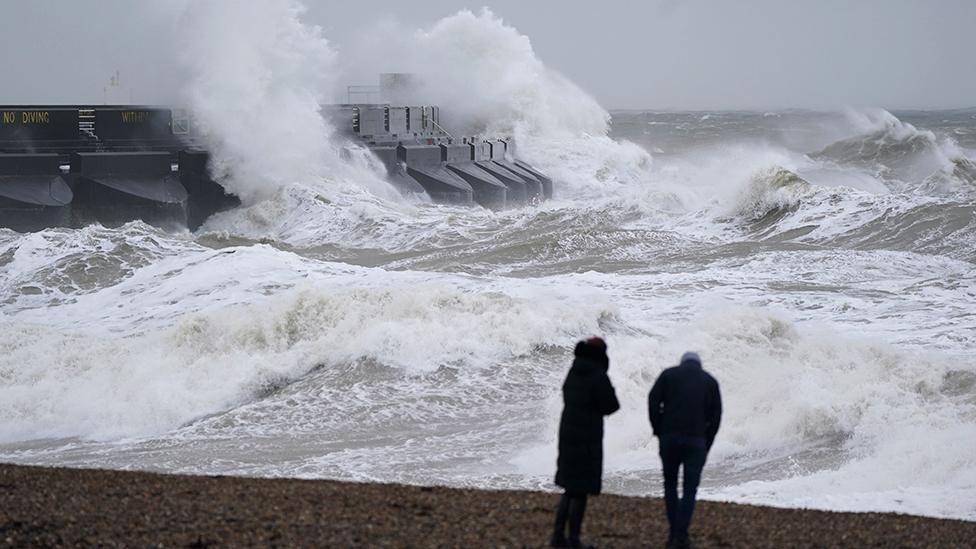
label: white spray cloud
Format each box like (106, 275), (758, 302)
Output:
(413, 9), (610, 139)
(414, 10), (654, 197)
(173, 0), (342, 203)
(340, 9), (654, 199)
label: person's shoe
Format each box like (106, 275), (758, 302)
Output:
(673, 537), (692, 549)
(568, 539), (597, 549)
(549, 532), (569, 547)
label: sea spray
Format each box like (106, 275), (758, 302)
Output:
(174, 0), (396, 204)
(413, 10), (654, 199)
(340, 9), (655, 200)
(173, 6), (665, 246)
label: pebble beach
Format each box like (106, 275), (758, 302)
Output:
(1, 464), (973, 548)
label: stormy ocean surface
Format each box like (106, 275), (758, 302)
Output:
(2, 9), (975, 523)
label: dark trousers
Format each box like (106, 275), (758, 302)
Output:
(552, 491), (588, 546)
(659, 434), (707, 542)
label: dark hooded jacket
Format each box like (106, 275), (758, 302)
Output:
(554, 341), (621, 495)
(648, 355), (722, 450)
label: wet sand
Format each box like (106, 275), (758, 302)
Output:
(0, 463), (971, 547)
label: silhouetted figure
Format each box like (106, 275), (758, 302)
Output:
(551, 337), (620, 548)
(648, 351), (722, 549)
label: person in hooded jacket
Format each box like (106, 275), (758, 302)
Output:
(648, 351), (722, 549)
(551, 337), (620, 548)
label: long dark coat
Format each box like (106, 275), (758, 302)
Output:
(554, 341), (621, 495)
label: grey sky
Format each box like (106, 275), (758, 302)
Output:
(1, 0), (973, 110)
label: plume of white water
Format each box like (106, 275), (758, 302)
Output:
(342, 9), (654, 199)
(174, 0), (343, 203)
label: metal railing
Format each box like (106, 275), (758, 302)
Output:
(428, 117), (453, 140)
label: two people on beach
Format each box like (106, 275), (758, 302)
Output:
(551, 339), (722, 549)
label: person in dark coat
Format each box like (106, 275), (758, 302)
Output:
(551, 337), (620, 548)
(648, 351), (722, 549)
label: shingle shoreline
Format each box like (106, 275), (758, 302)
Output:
(1, 463), (972, 547)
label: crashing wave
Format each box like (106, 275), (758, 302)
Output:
(340, 9), (654, 200)
(812, 109), (975, 196)
(813, 110), (939, 176)
(919, 156), (976, 198)
(734, 166), (811, 230)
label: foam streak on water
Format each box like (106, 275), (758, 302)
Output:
(2, 6), (975, 523)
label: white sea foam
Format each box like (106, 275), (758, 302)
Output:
(2, 223), (974, 519)
(0, 241), (617, 442)
(529, 306), (976, 520)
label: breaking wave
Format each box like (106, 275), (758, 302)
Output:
(813, 109), (976, 197)
(0, 246), (617, 442)
(401, 10), (655, 197)
(732, 166), (810, 231)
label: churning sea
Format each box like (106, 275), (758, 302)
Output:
(2, 104), (974, 520)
